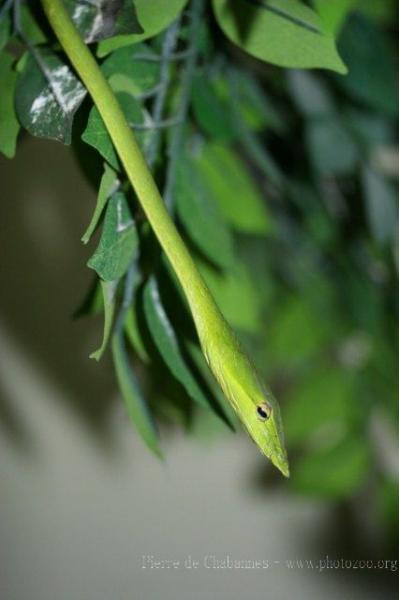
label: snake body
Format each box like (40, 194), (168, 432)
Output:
(41, 0), (289, 477)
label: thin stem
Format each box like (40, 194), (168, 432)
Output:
(163, 0), (203, 212)
(146, 17), (181, 168)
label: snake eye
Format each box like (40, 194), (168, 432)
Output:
(256, 402), (272, 422)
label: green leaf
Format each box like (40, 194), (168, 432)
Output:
(191, 75), (236, 141)
(88, 192), (139, 281)
(64, 0), (143, 43)
(81, 92), (146, 169)
(283, 368), (357, 446)
(97, 0), (188, 57)
(195, 142), (271, 234)
(338, 15), (399, 116)
(212, 0), (347, 73)
(82, 163), (119, 244)
(306, 118), (358, 176)
(312, 0), (357, 34)
(359, 0), (396, 22)
(291, 436), (369, 498)
(175, 158), (235, 269)
(90, 279), (118, 361)
(20, 3), (48, 45)
(362, 166), (398, 245)
(101, 42), (160, 95)
(228, 70), (286, 133)
(267, 295), (330, 368)
(112, 332), (162, 457)
(15, 50), (86, 144)
(197, 259), (262, 334)
(0, 52), (20, 158)
(143, 277), (211, 409)
(125, 305), (150, 364)
(0, 11), (10, 51)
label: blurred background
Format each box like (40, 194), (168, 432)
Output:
(1, 5), (399, 600)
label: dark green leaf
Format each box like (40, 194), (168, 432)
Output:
(191, 75), (236, 141)
(362, 166), (398, 245)
(88, 192), (139, 281)
(0, 52), (20, 158)
(64, 0), (143, 43)
(143, 277), (211, 409)
(195, 142), (272, 234)
(15, 50), (86, 144)
(229, 70), (286, 133)
(97, 0), (188, 57)
(20, 3), (48, 44)
(112, 332), (162, 457)
(338, 15), (399, 116)
(175, 159), (235, 268)
(0, 11), (10, 51)
(212, 0), (347, 73)
(81, 92), (147, 169)
(291, 436), (370, 498)
(90, 279), (118, 361)
(82, 163), (119, 244)
(125, 305), (150, 363)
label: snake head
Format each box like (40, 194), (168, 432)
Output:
(249, 393), (289, 477)
(205, 337), (289, 477)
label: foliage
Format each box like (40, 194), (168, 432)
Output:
(1, 0), (398, 538)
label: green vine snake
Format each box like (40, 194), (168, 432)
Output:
(40, 0), (289, 477)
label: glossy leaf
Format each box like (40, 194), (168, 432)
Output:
(212, 0), (347, 73)
(112, 332), (162, 457)
(291, 437), (369, 498)
(81, 92), (146, 169)
(64, 0), (143, 43)
(82, 163), (119, 244)
(15, 50), (86, 144)
(0, 52), (20, 158)
(362, 166), (399, 245)
(175, 158), (235, 268)
(143, 277), (210, 409)
(97, 0), (188, 56)
(90, 279), (118, 361)
(195, 143), (271, 234)
(88, 192), (139, 281)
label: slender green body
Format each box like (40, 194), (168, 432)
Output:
(40, 0), (289, 476)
